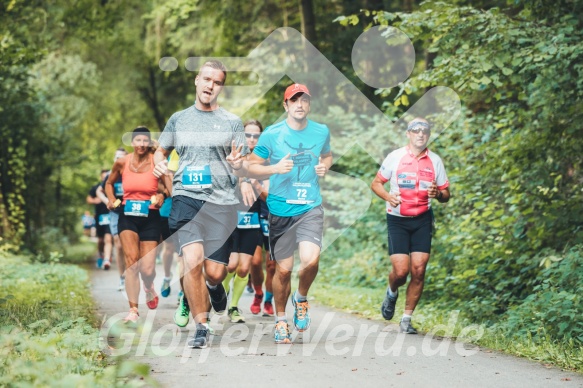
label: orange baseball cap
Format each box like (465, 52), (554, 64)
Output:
(284, 83), (311, 101)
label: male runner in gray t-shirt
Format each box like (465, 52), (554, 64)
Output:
(153, 60), (248, 349)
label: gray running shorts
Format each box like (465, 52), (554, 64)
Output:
(169, 195), (236, 264)
(268, 205), (324, 261)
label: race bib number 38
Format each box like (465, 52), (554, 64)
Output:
(124, 200), (150, 217)
(182, 165), (212, 189)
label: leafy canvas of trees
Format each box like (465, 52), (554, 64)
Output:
(1, 0), (581, 356)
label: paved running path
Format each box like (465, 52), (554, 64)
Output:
(90, 262), (582, 387)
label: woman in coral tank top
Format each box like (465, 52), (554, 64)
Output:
(105, 127), (171, 323)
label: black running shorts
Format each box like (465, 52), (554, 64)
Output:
(159, 216), (179, 249)
(118, 209), (161, 242)
(230, 228), (263, 256)
(386, 210), (432, 255)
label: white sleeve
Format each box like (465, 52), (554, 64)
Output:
(377, 154), (393, 183)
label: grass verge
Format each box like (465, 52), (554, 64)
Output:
(0, 253), (155, 386)
(309, 282), (583, 373)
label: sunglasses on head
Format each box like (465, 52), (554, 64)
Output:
(245, 133), (260, 139)
(408, 127), (431, 135)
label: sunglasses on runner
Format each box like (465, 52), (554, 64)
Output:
(408, 127), (431, 135)
(245, 133), (260, 139)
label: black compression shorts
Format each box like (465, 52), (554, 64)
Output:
(386, 210), (433, 255)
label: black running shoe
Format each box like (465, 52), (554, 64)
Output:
(400, 318), (418, 334)
(381, 292), (398, 320)
(188, 325), (210, 348)
(207, 283), (227, 314)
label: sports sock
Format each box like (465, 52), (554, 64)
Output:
(387, 285), (398, 297)
(402, 314), (412, 321)
(230, 274), (248, 308)
(264, 291), (273, 303)
(206, 281), (217, 290)
(276, 315), (287, 322)
(253, 283), (263, 295)
(294, 291), (307, 302)
(222, 272), (235, 294)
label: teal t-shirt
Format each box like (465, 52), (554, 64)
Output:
(253, 119), (331, 217)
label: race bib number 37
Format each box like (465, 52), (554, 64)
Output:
(182, 165), (212, 189)
(237, 211), (260, 229)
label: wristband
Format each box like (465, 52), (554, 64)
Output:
(242, 177), (251, 184)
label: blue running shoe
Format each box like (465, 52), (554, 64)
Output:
(96, 257), (103, 269)
(274, 321), (291, 344)
(188, 324), (209, 348)
(292, 291), (311, 332)
(161, 278), (171, 298)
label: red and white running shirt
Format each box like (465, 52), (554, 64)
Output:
(377, 146), (449, 217)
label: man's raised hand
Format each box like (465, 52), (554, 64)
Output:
(226, 140), (244, 170)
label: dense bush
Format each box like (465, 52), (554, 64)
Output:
(323, 0), (583, 350)
(0, 255), (151, 386)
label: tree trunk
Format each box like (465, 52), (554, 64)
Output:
(298, 0), (317, 43)
(0, 178), (10, 241)
(139, 66), (165, 131)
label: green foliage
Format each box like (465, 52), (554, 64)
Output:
(0, 254), (153, 386)
(0, 0), (375, 253)
(325, 0), (583, 369)
(61, 240), (98, 265)
(494, 245), (583, 343)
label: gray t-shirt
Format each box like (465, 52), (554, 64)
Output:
(159, 105), (248, 205)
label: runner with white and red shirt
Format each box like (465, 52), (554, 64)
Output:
(371, 117), (450, 334)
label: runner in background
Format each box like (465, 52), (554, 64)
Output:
(82, 210), (95, 237)
(222, 120), (265, 323)
(87, 169), (112, 269)
(160, 150), (179, 298)
(249, 182), (274, 316)
(241, 120), (275, 317)
(97, 148), (127, 284)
